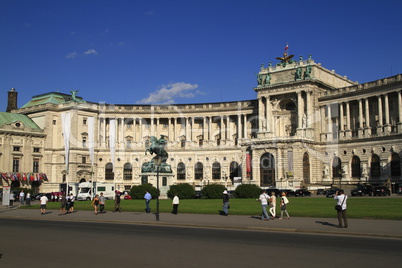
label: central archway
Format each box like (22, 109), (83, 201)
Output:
(260, 152), (275, 187)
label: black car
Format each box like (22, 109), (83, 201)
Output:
(280, 189), (295, 197)
(294, 189), (311, 197)
(351, 185), (373, 196)
(265, 188), (281, 197)
(373, 186), (391, 196)
(316, 189), (326, 195)
(325, 188), (341, 198)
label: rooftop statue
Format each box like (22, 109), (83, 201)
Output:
(70, 90), (79, 102)
(276, 52), (295, 63)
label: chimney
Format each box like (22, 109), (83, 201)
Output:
(6, 88), (18, 112)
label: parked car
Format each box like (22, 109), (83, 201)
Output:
(316, 189), (326, 195)
(351, 185), (373, 196)
(280, 189), (295, 196)
(373, 186), (391, 196)
(294, 189), (311, 197)
(265, 188), (281, 197)
(325, 188), (341, 198)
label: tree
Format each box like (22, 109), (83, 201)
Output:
(233, 184), (261, 198)
(167, 183), (196, 199)
(130, 183), (158, 199)
(202, 184), (226, 199)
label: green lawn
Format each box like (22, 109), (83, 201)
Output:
(21, 197), (402, 220)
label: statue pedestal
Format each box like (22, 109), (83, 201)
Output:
(139, 172), (174, 199)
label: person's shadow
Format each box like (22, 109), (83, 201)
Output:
(315, 221), (338, 228)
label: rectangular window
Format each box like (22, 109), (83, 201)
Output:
(82, 156), (86, 164)
(181, 140), (186, 148)
(53, 120), (56, 125)
(13, 146), (20, 152)
(162, 177), (167, 186)
(83, 118), (87, 125)
(199, 139), (203, 147)
(126, 140), (132, 148)
(82, 137), (87, 148)
(33, 159), (40, 173)
(13, 158), (20, 172)
(97, 187), (106, 192)
(33, 147), (40, 153)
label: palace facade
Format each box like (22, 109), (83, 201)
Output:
(1, 55), (402, 195)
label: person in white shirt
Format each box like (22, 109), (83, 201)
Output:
(40, 194), (48, 215)
(172, 193), (179, 215)
(258, 190), (270, 221)
(19, 190), (25, 205)
(269, 192), (277, 219)
(334, 190), (348, 228)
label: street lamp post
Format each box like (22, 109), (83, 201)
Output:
(154, 156), (162, 221)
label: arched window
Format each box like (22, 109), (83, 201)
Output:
(351, 155), (361, 178)
(194, 162), (203, 180)
(391, 153), (401, 176)
(303, 152), (310, 183)
(123, 163), (132, 180)
(177, 162), (186, 180)
(332, 157), (342, 178)
(212, 162), (221, 180)
(105, 163), (114, 180)
(230, 161), (241, 182)
(371, 154), (381, 178)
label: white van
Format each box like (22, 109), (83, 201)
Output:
(77, 182), (115, 201)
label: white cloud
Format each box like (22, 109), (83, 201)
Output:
(83, 49), (98, 55)
(136, 82), (200, 104)
(65, 52), (78, 59)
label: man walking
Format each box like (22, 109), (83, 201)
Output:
(99, 192), (106, 214)
(171, 193), (179, 215)
(40, 193), (48, 215)
(114, 191), (121, 212)
(222, 190), (230, 216)
(258, 190), (270, 221)
(144, 191), (152, 213)
(19, 190), (25, 205)
(334, 190), (348, 228)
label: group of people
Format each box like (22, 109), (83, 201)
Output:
(59, 193), (75, 215)
(258, 190), (290, 221)
(144, 191), (180, 215)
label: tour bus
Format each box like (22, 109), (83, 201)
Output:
(77, 182), (115, 201)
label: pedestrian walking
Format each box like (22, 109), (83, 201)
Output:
(279, 192), (290, 220)
(59, 193), (67, 215)
(222, 190), (230, 216)
(91, 194), (99, 215)
(269, 191), (276, 219)
(114, 191), (121, 212)
(171, 193), (179, 215)
(98, 192), (106, 214)
(19, 190), (25, 205)
(334, 190), (348, 228)
(26, 192), (31, 206)
(68, 193), (75, 213)
(144, 191), (152, 213)
(40, 193), (48, 215)
(9, 192), (14, 207)
(258, 190), (270, 221)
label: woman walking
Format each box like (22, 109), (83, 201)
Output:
(279, 192), (290, 219)
(91, 194), (99, 215)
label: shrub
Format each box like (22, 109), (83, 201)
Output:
(201, 184), (226, 199)
(234, 184), (261, 198)
(130, 183), (158, 199)
(167, 183), (196, 199)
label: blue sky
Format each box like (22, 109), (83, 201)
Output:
(1, 0), (402, 109)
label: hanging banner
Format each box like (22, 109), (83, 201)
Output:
(87, 117), (95, 165)
(61, 112), (71, 172)
(246, 152), (251, 178)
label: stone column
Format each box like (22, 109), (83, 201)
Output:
(266, 96), (271, 132)
(345, 102), (351, 138)
(327, 104), (333, 140)
(243, 114), (248, 139)
(339, 102), (344, 139)
(377, 95), (383, 135)
(297, 91), (303, 129)
(306, 91), (312, 127)
(364, 98), (371, 137)
(384, 94), (391, 134)
(237, 113), (242, 140)
(358, 99), (364, 138)
(207, 116), (211, 141)
(226, 115), (230, 140)
(258, 97), (265, 132)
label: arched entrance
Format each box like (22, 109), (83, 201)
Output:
(260, 153), (275, 187)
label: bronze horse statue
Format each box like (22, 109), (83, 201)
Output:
(145, 135), (168, 163)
